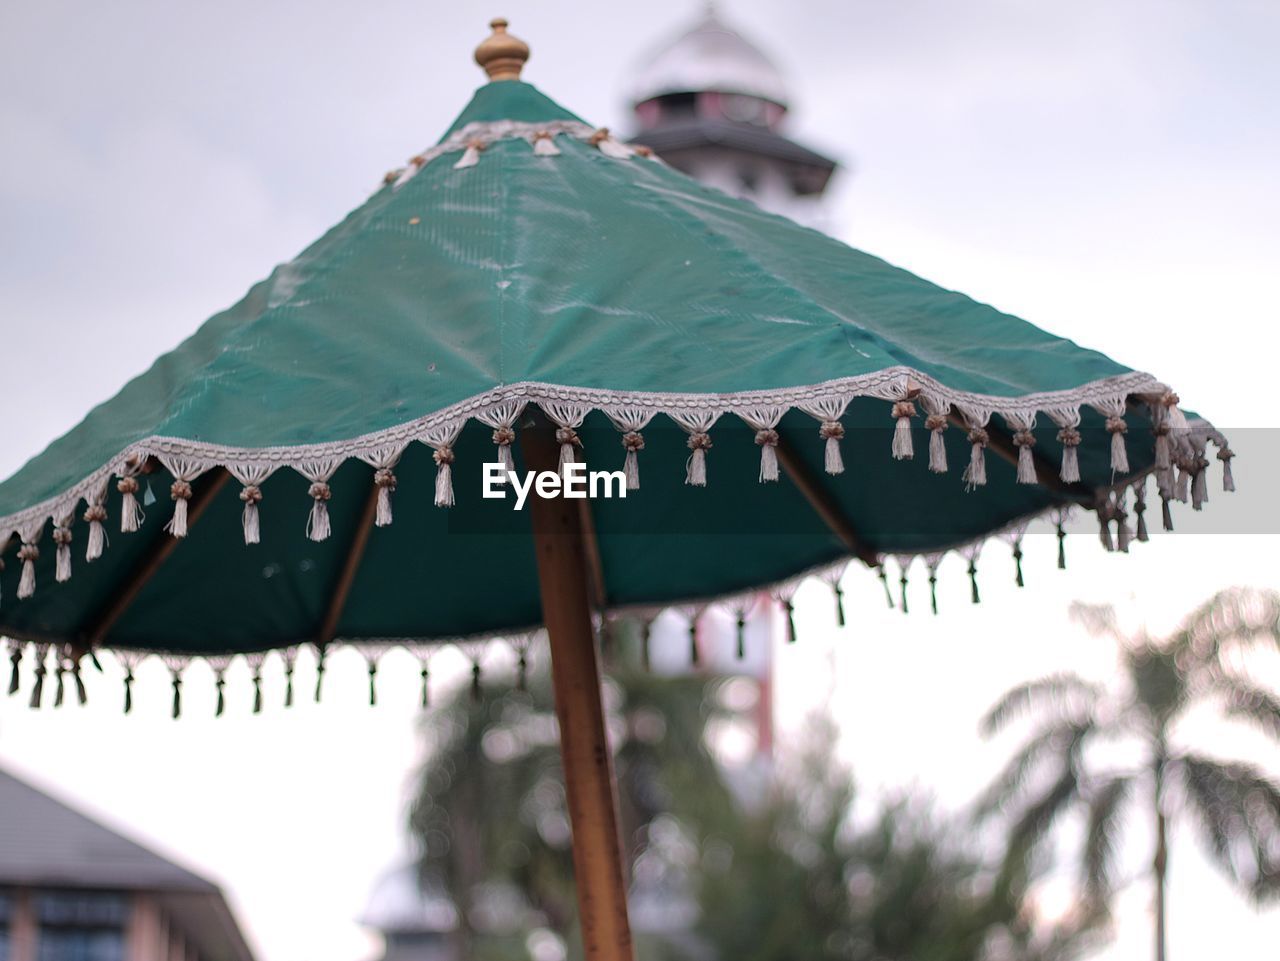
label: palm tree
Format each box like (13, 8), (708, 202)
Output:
(979, 588), (1280, 961)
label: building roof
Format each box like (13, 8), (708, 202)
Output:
(628, 11), (789, 108)
(0, 767), (257, 961)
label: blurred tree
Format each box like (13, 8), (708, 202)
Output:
(979, 588), (1280, 961)
(409, 636), (1103, 961)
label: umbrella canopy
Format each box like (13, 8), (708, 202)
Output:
(0, 26), (1232, 660)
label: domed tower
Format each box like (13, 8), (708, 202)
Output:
(628, 6), (839, 226)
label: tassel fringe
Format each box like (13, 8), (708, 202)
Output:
(926, 415), (949, 473)
(1106, 416), (1130, 474)
(240, 485), (263, 544)
(1057, 427), (1081, 483)
(54, 528), (72, 583)
(1012, 430), (1036, 484)
(820, 421), (845, 474)
(118, 477), (144, 533)
(307, 482), (332, 542)
(622, 431), (644, 490)
(686, 432), (711, 486)
(963, 429), (988, 488)
(755, 429), (780, 482)
(891, 402), (916, 460)
(374, 468), (396, 526)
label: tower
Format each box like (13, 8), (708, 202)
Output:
(628, 6), (839, 227)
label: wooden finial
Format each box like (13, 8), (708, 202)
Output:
(474, 18), (529, 82)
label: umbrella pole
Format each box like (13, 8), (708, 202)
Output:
(525, 423), (635, 961)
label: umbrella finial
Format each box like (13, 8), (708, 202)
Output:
(475, 18), (529, 82)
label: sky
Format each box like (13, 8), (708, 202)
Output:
(1, 1), (1279, 960)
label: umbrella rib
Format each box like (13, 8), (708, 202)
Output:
(775, 436), (878, 568)
(82, 466), (231, 652)
(317, 480), (380, 648)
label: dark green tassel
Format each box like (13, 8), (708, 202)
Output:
(878, 568), (895, 609)
(367, 662), (378, 707)
(929, 571), (938, 615)
(641, 620), (652, 672)
(123, 670), (134, 714)
(253, 672), (264, 714)
(968, 560), (980, 605)
(899, 573), (909, 615)
(1161, 494), (1173, 531)
(284, 666), (295, 708)
(834, 584), (846, 627)
(8, 647), (22, 695)
(30, 660), (46, 709)
(419, 665), (430, 708)
(517, 652), (528, 691)
(736, 612), (746, 660)
(215, 676), (226, 717)
(1056, 522), (1067, 570)
(784, 599), (797, 643)
(689, 619), (700, 666)
(1013, 543), (1025, 587)
(54, 664), (65, 707)
(1135, 488), (1149, 542)
(314, 647), (327, 702)
(73, 663), (87, 705)
(171, 673), (182, 719)
(470, 662), (482, 701)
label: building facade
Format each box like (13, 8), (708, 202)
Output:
(0, 769), (255, 961)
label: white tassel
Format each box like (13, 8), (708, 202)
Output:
(1153, 425), (1171, 471)
(755, 429), (780, 482)
(1106, 416), (1129, 474)
(307, 482), (332, 542)
(118, 477), (143, 532)
(926, 415), (948, 473)
(820, 421), (844, 475)
(963, 429), (988, 488)
(491, 427), (516, 484)
(83, 504), (107, 561)
(454, 141), (484, 169)
(433, 448), (455, 508)
(53, 528), (72, 583)
(1218, 448), (1235, 492)
(1174, 464), (1190, 503)
(686, 432), (711, 486)
(165, 479), (193, 538)
(1098, 514), (1114, 552)
(240, 485), (262, 544)
(1012, 430), (1037, 484)
(622, 432), (645, 490)
(17, 544), (37, 599)
(1057, 427), (1081, 483)
(373, 469), (396, 527)
(532, 132), (560, 156)
(555, 427), (580, 476)
(590, 129), (633, 159)
(891, 402), (915, 460)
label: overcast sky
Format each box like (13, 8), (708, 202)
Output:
(1, 2), (1278, 960)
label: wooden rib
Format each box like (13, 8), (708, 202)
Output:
(947, 412), (1092, 500)
(83, 467), (231, 650)
(775, 436), (879, 568)
(317, 479), (380, 647)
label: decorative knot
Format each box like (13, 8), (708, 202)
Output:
(170, 480), (193, 501)
(52, 527), (72, 546)
(754, 429), (780, 448)
(925, 414), (948, 432)
(117, 477), (139, 495)
(588, 128), (611, 145)
(1161, 391), (1181, 408)
(410, 153), (428, 168)
(308, 482), (331, 502)
(892, 401), (916, 420)
(555, 427), (581, 448)
(622, 431), (645, 452)
(819, 420), (844, 440)
(239, 485), (263, 504)
(492, 426), (516, 446)
(633, 144), (654, 157)
(687, 432), (713, 452)
(1012, 429), (1036, 449)
(966, 428), (989, 447)
(17, 544), (39, 562)
(532, 130), (554, 141)
(1152, 422), (1171, 437)
(1057, 427), (1082, 447)
(433, 446), (456, 467)
(83, 504), (108, 523)
(465, 138), (487, 152)
(1216, 446), (1234, 462)
(373, 468), (397, 489)
(1105, 415), (1128, 435)
(382, 169), (400, 185)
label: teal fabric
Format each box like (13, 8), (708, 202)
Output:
(0, 81), (1189, 654)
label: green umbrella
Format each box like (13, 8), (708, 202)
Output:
(0, 19), (1234, 961)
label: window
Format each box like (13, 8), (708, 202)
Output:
(35, 893), (127, 961)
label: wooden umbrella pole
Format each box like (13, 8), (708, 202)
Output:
(522, 418), (635, 961)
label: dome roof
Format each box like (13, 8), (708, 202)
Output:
(628, 11), (789, 108)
